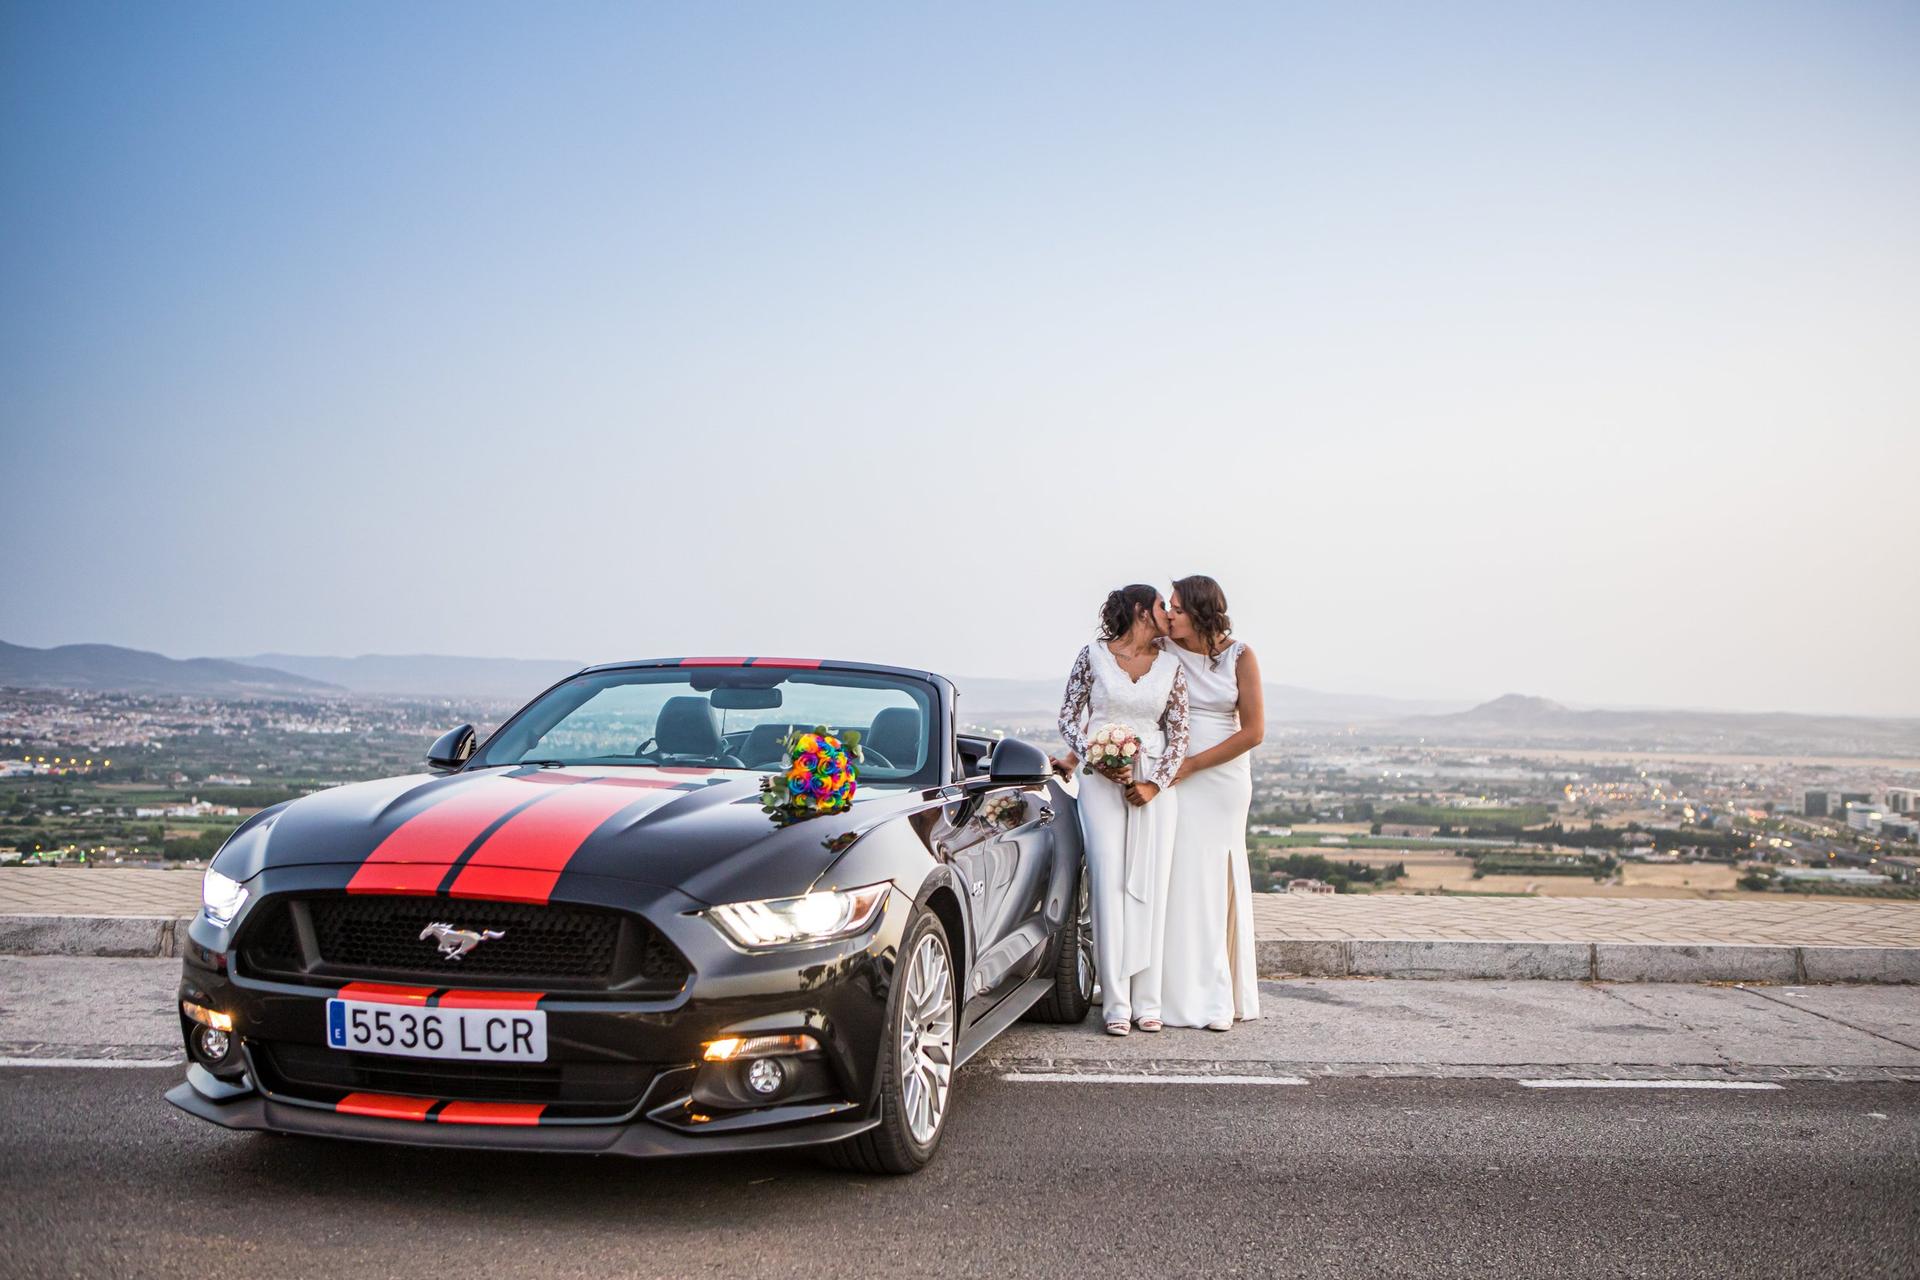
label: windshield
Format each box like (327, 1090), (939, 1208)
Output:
(473, 666), (941, 785)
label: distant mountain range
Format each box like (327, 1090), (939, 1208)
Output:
(1393, 693), (1920, 756)
(0, 640), (338, 696)
(949, 675), (1466, 723)
(1, 641), (1469, 720)
(5, 641), (1915, 755)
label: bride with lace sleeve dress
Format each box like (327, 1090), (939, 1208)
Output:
(1057, 586), (1190, 1034)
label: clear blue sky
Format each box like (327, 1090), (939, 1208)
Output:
(3, 2), (1916, 715)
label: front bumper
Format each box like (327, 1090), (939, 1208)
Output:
(167, 878), (910, 1157)
(165, 1067), (881, 1157)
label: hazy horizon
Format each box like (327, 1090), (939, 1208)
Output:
(9, 636), (1920, 723)
(4, 3), (1916, 717)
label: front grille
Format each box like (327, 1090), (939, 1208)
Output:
(314, 898), (620, 980)
(255, 1042), (659, 1111)
(238, 895), (689, 995)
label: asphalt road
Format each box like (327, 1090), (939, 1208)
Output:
(3, 1066), (1915, 1279)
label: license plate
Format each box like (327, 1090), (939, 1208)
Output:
(326, 1000), (547, 1063)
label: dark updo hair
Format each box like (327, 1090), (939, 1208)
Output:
(1172, 574), (1233, 664)
(1098, 584), (1160, 640)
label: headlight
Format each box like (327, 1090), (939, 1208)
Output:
(201, 869), (248, 926)
(706, 883), (890, 949)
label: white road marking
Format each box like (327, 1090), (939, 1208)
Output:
(0, 1055), (183, 1069)
(1001, 1072), (1309, 1085)
(1519, 1079), (1783, 1091)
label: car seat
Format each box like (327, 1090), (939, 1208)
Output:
(866, 706), (924, 770)
(650, 696), (743, 767)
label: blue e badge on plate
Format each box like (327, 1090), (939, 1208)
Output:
(327, 1000), (347, 1047)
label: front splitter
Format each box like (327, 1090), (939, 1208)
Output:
(165, 1070), (879, 1159)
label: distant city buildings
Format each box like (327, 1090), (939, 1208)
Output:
(1806, 789), (1883, 819)
(133, 799), (241, 819)
(1878, 816), (1919, 843)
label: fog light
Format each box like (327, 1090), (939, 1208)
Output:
(198, 1026), (231, 1061)
(745, 1057), (787, 1096)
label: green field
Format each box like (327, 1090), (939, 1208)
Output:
(1380, 803), (1553, 829)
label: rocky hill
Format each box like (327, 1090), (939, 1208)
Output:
(0, 641), (338, 697)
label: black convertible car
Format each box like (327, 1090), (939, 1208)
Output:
(166, 657), (1090, 1173)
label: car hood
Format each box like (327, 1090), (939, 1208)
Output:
(212, 765), (922, 905)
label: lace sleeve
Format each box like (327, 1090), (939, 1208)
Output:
(1153, 665), (1190, 788)
(1057, 646), (1093, 756)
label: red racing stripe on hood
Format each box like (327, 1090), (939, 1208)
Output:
(445, 778), (679, 904)
(347, 777), (560, 895)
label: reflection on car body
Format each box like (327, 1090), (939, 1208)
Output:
(165, 656), (1091, 1174)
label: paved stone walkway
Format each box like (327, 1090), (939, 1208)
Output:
(0, 869), (202, 916)
(1252, 893), (1920, 948)
(4, 869), (1918, 949)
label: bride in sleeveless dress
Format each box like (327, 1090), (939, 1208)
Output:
(1157, 574), (1263, 1029)
(1054, 585), (1190, 1036)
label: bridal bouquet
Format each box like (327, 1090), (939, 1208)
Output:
(759, 726), (863, 826)
(1083, 723), (1140, 782)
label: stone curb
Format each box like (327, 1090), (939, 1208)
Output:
(0, 914), (195, 959)
(3, 915), (1916, 983)
(1257, 938), (1920, 984)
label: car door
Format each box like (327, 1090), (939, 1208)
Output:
(933, 782), (1057, 1021)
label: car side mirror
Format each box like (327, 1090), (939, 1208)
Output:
(985, 737), (1051, 785)
(427, 724), (477, 773)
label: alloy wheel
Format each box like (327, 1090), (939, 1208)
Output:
(1074, 866), (1095, 1002)
(898, 931), (954, 1145)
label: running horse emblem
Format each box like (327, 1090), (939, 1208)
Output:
(419, 921), (506, 960)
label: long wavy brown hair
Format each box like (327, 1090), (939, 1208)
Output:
(1172, 574), (1233, 666)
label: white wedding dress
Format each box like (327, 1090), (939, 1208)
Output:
(1158, 639), (1261, 1025)
(1057, 641), (1190, 1027)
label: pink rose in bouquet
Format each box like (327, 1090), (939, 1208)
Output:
(1083, 722), (1141, 783)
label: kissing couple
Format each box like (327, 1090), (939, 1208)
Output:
(1053, 576), (1263, 1036)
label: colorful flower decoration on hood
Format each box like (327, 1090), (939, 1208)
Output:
(760, 725), (862, 826)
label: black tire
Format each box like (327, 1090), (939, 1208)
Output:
(1023, 857), (1093, 1024)
(819, 909), (956, 1175)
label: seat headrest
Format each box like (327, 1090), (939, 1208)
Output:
(867, 706), (924, 766)
(655, 696), (722, 757)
